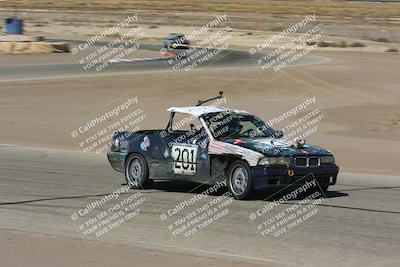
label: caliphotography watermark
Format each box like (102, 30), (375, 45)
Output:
(159, 95), (228, 142)
(70, 185), (146, 241)
(69, 94), (148, 160)
(247, 174), (333, 246)
(249, 14), (324, 71)
(160, 14), (233, 72)
(266, 96), (324, 140)
(70, 11), (146, 74)
(248, 96), (326, 157)
(159, 178), (233, 243)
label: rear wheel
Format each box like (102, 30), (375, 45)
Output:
(125, 153), (150, 189)
(227, 160), (254, 200)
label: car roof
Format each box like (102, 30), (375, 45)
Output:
(167, 106), (249, 118)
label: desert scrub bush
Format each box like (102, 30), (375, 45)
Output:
(269, 25), (285, 32)
(106, 32), (121, 38)
(376, 38), (389, 42)
(329, 41), (347, 48)
(350, 42), (365, 47)
(338, 41), (348, 47)
(385, 48), (398, 53)
(350, 42), (366, 47)
(317, 41), (332, 47)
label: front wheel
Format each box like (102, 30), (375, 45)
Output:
(227, 160), (254, 200)
(125, 153), (150, 189)
(317, 185), (329, 195)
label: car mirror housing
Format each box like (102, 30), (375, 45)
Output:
(275, 130), (284, 138)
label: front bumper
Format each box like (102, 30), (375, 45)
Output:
(251, 164), (339, 190)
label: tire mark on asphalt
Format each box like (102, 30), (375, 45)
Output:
(336, 184), (400, 192)
(1, 194), (400, 215)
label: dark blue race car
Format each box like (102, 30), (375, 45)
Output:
(163, 33), (190, 49)
(107, 93), (339, 199)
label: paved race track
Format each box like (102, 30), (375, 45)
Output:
(0, 40), (328, 81)
(0, 145), (399, 266)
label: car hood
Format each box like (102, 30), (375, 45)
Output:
(222, 137), (332, 157)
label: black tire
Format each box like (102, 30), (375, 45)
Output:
(227, 160), (254, 200)
(125, 153), (150, 189)
(317, 185), (329, 195)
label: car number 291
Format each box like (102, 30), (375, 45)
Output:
(171, 144), (198, 175)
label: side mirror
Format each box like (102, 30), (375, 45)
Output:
(275, 130), (284, 138)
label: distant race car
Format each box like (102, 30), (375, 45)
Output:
(107, 92), (339, 199)
(163, 33), (190, 49)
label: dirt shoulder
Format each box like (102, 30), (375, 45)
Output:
(2, 1), (400, 29)
(1, 1), (400, 45)
(0, 228), (275, 267)
(1, 9), (398, 52)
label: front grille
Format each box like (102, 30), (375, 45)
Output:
(309, 157), (319, 166)
(295, 157), (320, 167)
(295, 157), (307, 166)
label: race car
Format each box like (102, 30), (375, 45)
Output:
(163, 33), (190, 49)
(107, 92), (339, 199)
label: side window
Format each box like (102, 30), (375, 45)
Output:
(170, 113), (206, 145)
(171, 113), (202, 132)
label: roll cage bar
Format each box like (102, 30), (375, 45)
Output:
(166, 91), (225, 131)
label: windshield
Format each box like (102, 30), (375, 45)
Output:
(202, 112), (277, 140)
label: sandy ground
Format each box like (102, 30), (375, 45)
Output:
(2, 6), (400, 51)
(1, 2), (400, 41)
(0, 51), (399, 175)
(0, 4), (399, 264)
(15, 18), (400, 53)
(0, 229), (271, 267)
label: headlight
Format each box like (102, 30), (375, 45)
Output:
(320, 155), (335, 164)
(258, 157), (289, 166)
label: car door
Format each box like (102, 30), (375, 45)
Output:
(163, 113), (211, 183)
(170, 137), (210, 182)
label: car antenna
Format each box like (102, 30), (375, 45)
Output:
(196, 91), (224, 106)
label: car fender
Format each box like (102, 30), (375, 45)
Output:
(208, 140), (263, 167)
